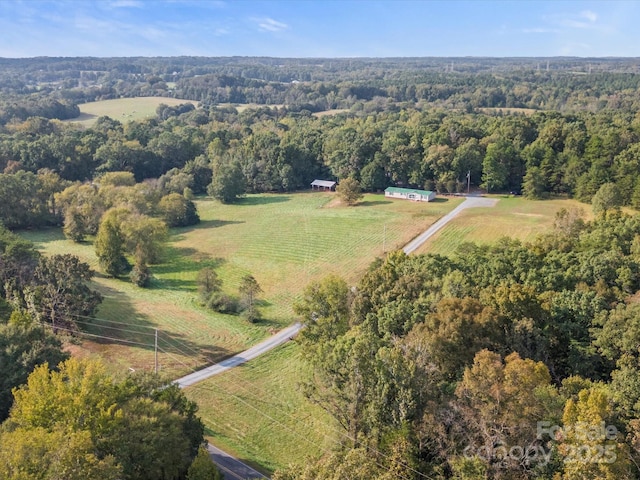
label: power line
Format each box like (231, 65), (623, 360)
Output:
(34, 310), (433, 478)
(158, 342), (432, 480)
(35, 307), (226, 363)
(33, 319), (155, 349)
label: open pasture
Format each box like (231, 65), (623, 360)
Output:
(415, 196), (591, 256)
(185, 342), (339, 475)
(21, 193), (591, 472)
(20, 192), (461, 377)
(64, 96), (198, 128)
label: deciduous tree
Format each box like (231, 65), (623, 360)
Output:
(25, 254), (102, 333)
(207, 161), (245, 204)
(159, 192), (200, 227)
(0, 312), (68, 421)
(592, 182), (622, 216)
(187, 446), (224, 480)
(5, 358), (204, 480)
(95, 208), (129, 277)
(336, 177), (364, 205)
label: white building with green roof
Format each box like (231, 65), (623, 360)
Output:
(384, 187), (436, 202)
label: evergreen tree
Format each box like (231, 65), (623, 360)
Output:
(239, 274), (262, 322)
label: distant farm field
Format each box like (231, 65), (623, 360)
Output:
(414, 196), (592, 256)
(65, 96), (198, 127)
(20, 192), (461, 377)
(215, 103), (284, 112)
(312, 108), (349, 117)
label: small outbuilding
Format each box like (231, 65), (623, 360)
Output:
(311, 180), (337, 191)
(384, 187), (436, 202)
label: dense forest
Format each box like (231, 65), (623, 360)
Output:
(2, 97), (640, 217)
(4, 56), (640, 124)
(3, 56), (640, 478)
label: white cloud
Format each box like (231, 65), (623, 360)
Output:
(559, 19), (592, 29)
(581, 10), (597, 23)
(253, 17), (289, 32)
(74, 14), (117, 32)
(544, 9), (610, 32)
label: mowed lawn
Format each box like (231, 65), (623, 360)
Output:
(415, 195), (593, 256)
(185, 342), (340, 475)
(20, 192), (461, 377)
(184, 192), (463, 322)
(64, 96), (198, 128)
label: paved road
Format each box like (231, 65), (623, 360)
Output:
(207, 444), (268, 479)
(175, 322), (302, 388)
(403, 196), (497, 254)
(174, 324), (301, 479)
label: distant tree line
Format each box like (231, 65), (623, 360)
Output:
(2, 104), (640, 218)
(5, 57), (640, 126)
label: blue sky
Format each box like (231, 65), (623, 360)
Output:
(0, 0), (638, 58)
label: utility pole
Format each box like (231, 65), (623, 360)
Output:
(154, 329), (158, 374)
(383, 223), (387, 254)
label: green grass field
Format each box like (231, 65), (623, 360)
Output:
(64, 97), (198, 128)
(414, 195), (592, 256)
(20, 192), (461, 378)
(64, 98), (287, 128)
(185, 342), (340, 475)
(20, 192), (593, 473)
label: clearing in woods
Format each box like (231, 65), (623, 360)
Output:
(20, 192), (588, 474)
(64, 96), (198, 128)
(64, 98), (285, 128)
(20, 192), (462, 377)
(181, 195), (589, 474)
